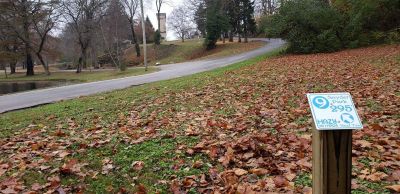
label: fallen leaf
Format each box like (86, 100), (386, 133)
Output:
(234, 168), (248, 176)
(273, 176), (288, 188)
(385, 185), (400, 192)
(132, 161), (144, 171)
(366, 172), (387, 182)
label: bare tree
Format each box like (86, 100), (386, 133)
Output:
(121, 0), (141, 57)
(61, 0), (108, 73)
(0, 0), (44, 76)
(98, 0), (132, 70)
(256, 0), (278, 15)
(32, 0), (61, 75)
(0, 24), (22, 75)
(168, 6), (194, 42)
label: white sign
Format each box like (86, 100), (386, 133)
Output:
(307, 93), (363, 130)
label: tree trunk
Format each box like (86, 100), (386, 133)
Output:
(4, 65), (7, 78)
(223, 33), (226, 43)
(229, 31), (234, 42)
(238, 34), (242, 43)
(157, 11), (161, 33)
(129, 22), (141, 57)
(26, 53), (34, 76)
(10, 62), (16, 74)
(244, 21), (248, 43)
(37, 53), (50, 75)
(92, 47), (98, 69)
(77, 49), (86, 73)
(77, 57), (82, 73)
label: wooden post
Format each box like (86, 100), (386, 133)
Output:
(312, 127), (352, 194)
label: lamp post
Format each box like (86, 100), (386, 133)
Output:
(140, 0), (148, 71)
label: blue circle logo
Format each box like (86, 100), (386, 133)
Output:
(341, 113), (354, 124)
(312, 96), (329, 109)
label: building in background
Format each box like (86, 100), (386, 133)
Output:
(157, 13), (167, 39)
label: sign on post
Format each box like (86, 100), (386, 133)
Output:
(307, 93), (362, 194)
(307, 93), (363, 130)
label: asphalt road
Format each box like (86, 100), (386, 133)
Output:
(0, 38), (285, 113)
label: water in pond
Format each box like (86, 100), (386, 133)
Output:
(0, 81), (70, 95)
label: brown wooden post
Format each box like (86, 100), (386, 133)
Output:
(312, 127), (352, 194)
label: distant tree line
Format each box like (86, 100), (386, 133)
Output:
(0, 0), (160, 76)
(60, 0), (156, 73)
(187, 0), (257, 50)
(261, 0), (400, 53)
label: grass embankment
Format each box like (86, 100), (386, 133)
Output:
(0, 67), (158, 83)
(124, 39), (265, 65)
(0, 45), (399, 193)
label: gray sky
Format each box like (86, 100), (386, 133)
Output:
(145, 0), (183, 40)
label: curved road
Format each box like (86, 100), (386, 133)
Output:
(0, 38), (285, 113)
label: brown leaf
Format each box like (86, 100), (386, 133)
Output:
(192, 160), (203, 169)
(370, 124), (385, 131)
(0, 163), (10, 176)
(60, 159), (78, 175)
(249, 168), (269, 176)
(186, 148), (194, 155)
(219, 146), (234, 167)
(135, 184), (147, 194)
(285, 173), (296, 181)
(354, 140), (372, 148)
(366, 172), (387, 182)
(296, 158), (312, 169)
(387, 170), (400, 182)
(31, 183), (42, 191)
(273, 176), (288, 188)
(385, 185), (400, 192)
(182, 176), (197, 188)
(234, 168), (248, 176)
(169, 179), (182, 194)
(132, 161), (144, 171)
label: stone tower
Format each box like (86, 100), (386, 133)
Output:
(157, 13), (167, 39)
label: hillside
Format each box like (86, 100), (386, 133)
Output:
(123, 39), (265, 66)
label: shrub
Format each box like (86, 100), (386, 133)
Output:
(154, 30), (161, 45)
(267, 0), (343, 53)
(265, 0), (400, 53)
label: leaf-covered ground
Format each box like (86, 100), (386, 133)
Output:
(0, 45), (399, 193)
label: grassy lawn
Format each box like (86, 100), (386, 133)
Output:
(0, 67), (158, 83)
(124, 39), (265, 66)
(0, 45), (399, 193)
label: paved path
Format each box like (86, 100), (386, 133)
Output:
(0, 38), (285, 113)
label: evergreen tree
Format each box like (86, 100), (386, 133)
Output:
(154, 30), (161, 45)
(194, 2), (207, 37)
(240, 0), (256, 43)
(226, 0), (241, 42)
(204, 0), (230, 50)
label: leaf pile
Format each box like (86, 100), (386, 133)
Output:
(0, 45), (399, 193)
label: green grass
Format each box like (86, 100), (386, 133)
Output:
(352, 179), (391, 194)
(294, 172), (312, 187)
(0, 48), (284, 139)
(157, 39), (205, 64)
(78, 136), (209, 193)
(0, 67), (158, 83)
(127, 39), (265, 66)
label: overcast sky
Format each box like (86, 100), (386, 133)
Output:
(145, 0), (183, 40)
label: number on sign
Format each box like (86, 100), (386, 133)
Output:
(331, 105), (352, 112)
